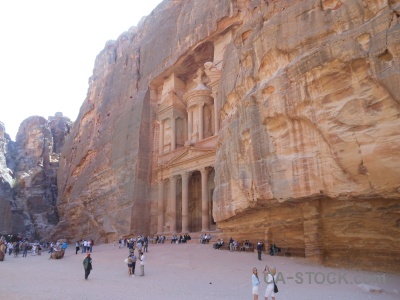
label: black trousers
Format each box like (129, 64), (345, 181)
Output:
(85, 268), (91, 279)
(258, 250), (262, 260)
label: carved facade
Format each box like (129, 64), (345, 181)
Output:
(151, 62), (222, 234)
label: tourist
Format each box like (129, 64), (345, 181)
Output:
(21, 242), (28, 257)
(13, 241), (19, 258)
(213, 239), (224, 249)
(130, 252), (137, 276)
(269, 244), (275, 256)
(0, 241), (6, 261)
(257, 242), (263, 260)
(7, 242), (13, 255)
(89, 239), (94, 252)
(143, 236), (149, 252)
(83, 253), (93, 280)
(137, 239), (143, 254)
(139, 252), (145, 276)
(252, 267), (260, 300)
(75, 241), (80, 254)
(127, 255), (133, 276)
(61, 241), (67, 254)
(83, 240), (88, 253)
(31, 244), (37, 256)
(229, 237), (234, 251)
(263, 265), (277, 300)
(233, 241), (239, 251)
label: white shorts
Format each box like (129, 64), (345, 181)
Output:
(264, 285), (275, 297)
(252, 285), (259, 295)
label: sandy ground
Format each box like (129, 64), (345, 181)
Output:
(1, 242), (399, 300)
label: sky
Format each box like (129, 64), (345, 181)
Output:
(0, 0), (163, 141)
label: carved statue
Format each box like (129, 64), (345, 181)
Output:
(205, 109), (212, 136)
(193, 68), (210, 87)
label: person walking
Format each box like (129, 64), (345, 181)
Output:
(83, 253), (93, 280)
(263, 265), (277, 300)
(139, 252), (145, 276)
(252, 267), (260, 300)
(75, 241), (80, 254)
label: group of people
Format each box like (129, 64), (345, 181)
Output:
(74, 239), (94, 254)
(108, 236), (148, 278)
(252, 265), (278, 300)
(269, 244), (281, 256)
(124, 247), (146, 277)
(117, 235), (149, 253)
(213, 239), (225, 249)
(82, 235), (148, 280)
(199, 234), (211, 244)
(0, 240), (43, 258)
(151, 235), (167, 244)
(227, 238), (254, 252)
(170, 234), (191, 244)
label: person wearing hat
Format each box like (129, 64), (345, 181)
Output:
(83, 253), (93, 280)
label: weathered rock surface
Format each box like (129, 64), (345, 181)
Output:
(0, 113), (71, 240)
(0, 122), (14, 234)
(53, 0), (400, 272)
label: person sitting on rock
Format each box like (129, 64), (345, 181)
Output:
(213, 239), (224, 250)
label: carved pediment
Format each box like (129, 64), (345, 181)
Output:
(161, 146), (216, 167)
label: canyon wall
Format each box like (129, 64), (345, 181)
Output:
(0, 114), (71, 240)
(53, 0), (400, 272)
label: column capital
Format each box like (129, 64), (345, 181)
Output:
(170, 175), (177, 183)
(199, 167), (210, 176)
(181, 171), (192, 180)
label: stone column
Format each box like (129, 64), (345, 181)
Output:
(213, 99), (219, 134)
(188, 109), (193, 142)
(159, 120), (164, 154)
(169, 175), (177, 233)
(200, 167), (210, 232)
(199, 104), (204, 140)
(157, 177), (165, 234)
(181, 171), (191, 233)
(184, 117), (188, 144)
(171, 116), (176, 151)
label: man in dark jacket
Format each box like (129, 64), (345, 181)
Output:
(83, 253), (93, 279)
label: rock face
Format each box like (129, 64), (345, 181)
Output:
(0, 122), (14, 234)
(0, 113), (71, 240)
(54, 0), (400, 272)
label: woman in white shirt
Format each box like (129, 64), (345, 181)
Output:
(263, 265), (277, 300)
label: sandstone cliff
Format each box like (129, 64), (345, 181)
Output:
(54, 0), (400, 272)
(0, 122), (14, 234)
(0, 113), (71, 240)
